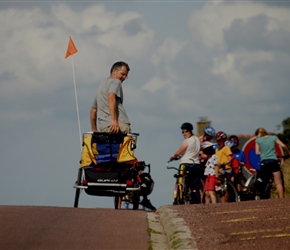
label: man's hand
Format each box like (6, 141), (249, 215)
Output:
(110, 120), (120, 133)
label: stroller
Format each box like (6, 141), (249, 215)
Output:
(74, 132), (140, 209)
(73, 132), (144, 209)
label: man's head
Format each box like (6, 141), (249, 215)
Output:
(110, 61), (130, 82)
(181, 122), (193, 138)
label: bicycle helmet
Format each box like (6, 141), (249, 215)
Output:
(201, 141), (215, 155)
(201, 141), (214, 150)
(225, 140), (234, 148)
(229, 135), (239, 147)
(216, 131), (227, 141)
(204, 125), (216, 137)
(180, 122), (193, 131)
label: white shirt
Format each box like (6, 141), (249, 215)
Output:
(180, 135), (201, 164)
(204, 155), (218, 176)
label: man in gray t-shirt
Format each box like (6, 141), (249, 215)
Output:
(90, 61), (131, 133)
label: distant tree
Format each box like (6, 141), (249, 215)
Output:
(282, 117), (290, 132)
(278, 117), (290, 151)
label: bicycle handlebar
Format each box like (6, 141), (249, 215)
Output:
(166, 166), (180, 171)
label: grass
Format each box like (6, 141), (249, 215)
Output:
(170, 238), (183, 249)
(147, 227), (163, 235)
(271, 158), (290, 198)
(281, 158), (290, 197)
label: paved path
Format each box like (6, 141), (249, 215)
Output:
(2, 198), (290, 250)
(0, 206), (149, 250)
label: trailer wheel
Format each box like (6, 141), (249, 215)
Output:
(114, 195), (121, 209)
(74, 168), (83, 208)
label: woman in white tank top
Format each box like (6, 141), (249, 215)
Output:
(169, 122), (202, 204)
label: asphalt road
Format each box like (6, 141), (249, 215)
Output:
(0, 206), (149, 250)
(2, 198), (290, 250)
(173, 198), (290, 250)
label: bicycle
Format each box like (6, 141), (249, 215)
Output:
(166, 159), (204, 205)
(216, 165), (239, 203)
(235, 165), (257, 201)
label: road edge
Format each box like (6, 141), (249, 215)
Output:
(148, 206), (197, 250)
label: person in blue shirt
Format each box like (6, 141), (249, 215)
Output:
(228, 135), (246, 197)
(228, 135), (246, 168)
(255, 127), (290, 198)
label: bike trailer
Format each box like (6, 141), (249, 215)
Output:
(73, 132), (140, 208)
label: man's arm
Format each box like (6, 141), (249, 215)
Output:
(170, 140), (188, 160)
(90, 107), (98, 132)
(108, 92), (120, 133)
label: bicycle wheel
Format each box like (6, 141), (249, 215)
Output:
(200, 179), (205, 203)
(262, 182), (272, 199)
(227, 182), (239, 202)
(173, 184), (184, 205)
(216, 181), (239, 203)
(132, 183), (140, 210)
(183, 184), (192, 204)
(114, 195), (122, 209)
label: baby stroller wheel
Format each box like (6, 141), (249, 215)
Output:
(74, 168), (83, 208)
(132, 191), (140, 210)
(114, 195), (122, 209)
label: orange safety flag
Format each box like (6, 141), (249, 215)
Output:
(65, 36), (78, 58)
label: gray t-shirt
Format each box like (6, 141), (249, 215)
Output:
(92, 77), (130, 130)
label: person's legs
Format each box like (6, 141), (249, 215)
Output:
(273, 171), (284, 198)
(140, 195), (156, 211)
(209, 191), (217, 203)
(205, 191), (211, 204)
(204, 177), (210, 204)
(188, 165), (202, 204)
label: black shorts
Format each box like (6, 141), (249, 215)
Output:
(260, 159), (280, 173)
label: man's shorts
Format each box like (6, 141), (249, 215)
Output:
(101, 123), (131, 134)
(205, 175), (217, 191)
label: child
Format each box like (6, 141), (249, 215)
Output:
(202, 141), (219, 204)
(215, 131), (233, 203)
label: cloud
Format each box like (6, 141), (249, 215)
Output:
(224, 14), (290, 53)
(188, 2), (290, 50)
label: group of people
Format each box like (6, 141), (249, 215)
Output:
(170, 122), (290, 204)
(89, 60), (289, 209)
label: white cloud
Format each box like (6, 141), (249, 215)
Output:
(151, 37), (187, 67)
(141, 76), (170, 93)
(188, 2), (290, 50)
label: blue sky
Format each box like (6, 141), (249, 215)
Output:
(0, 0), (290, 209)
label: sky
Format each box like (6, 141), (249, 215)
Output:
(0, 0), (290, 209)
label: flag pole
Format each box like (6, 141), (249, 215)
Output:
(65, 36), (81, 150)
(70, 56), (82, 151)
